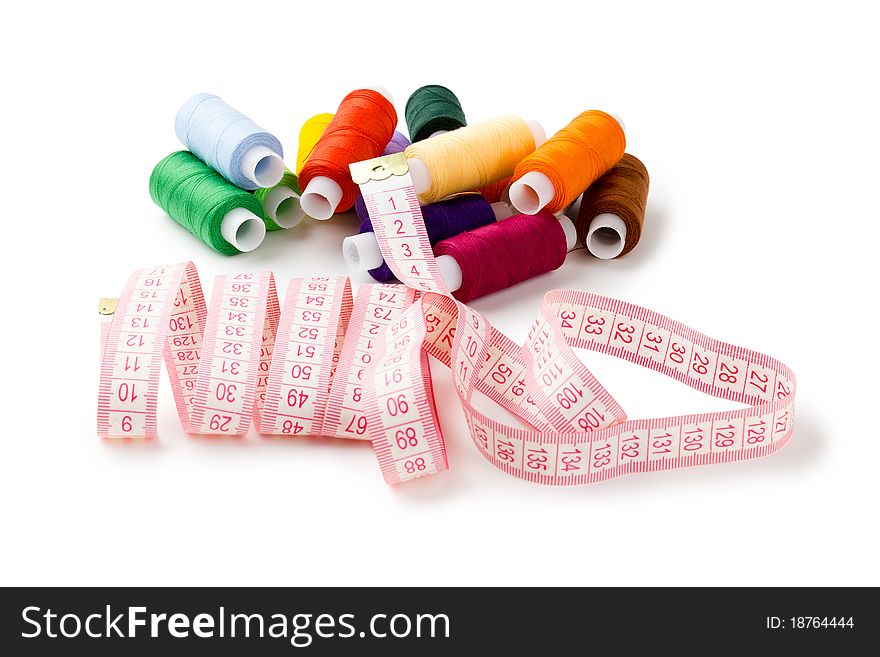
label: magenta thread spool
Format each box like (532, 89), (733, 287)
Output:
(433, 211), (576, 302)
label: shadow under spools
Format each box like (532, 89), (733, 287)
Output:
(348, 193), (501, 282)
(575, 153), (650, 259)
(150, 151), (267, 255)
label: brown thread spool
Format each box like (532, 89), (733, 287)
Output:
(576, 153), (649, 259)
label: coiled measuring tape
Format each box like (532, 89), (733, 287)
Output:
(98, 154), (796, 486)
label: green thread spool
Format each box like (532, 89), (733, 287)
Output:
(149, 151), (267, 254)
(252, 169), (304, 230)
(405, 85), (467, 142)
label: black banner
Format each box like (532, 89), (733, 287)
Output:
(0, 587), (873, 654)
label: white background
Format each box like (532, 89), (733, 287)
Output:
(2, 1), (877, 586)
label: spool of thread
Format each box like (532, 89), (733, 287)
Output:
(433, 211), (576, 302)
(405, 85), (467, 142)
(509, 110), (626, 215)
(295, 113), (334, 175)
(383, 131), (411, 156)
(405, 116), (545, 205)
(479, 175), (512, 204)
(174, 93), (284, 190)
(299, 89), (397, 220)
(345, 194), (511, 282)
(252, 169), (304, 230)
(576, 153), (650, 259)
(149, 151), (267, 255)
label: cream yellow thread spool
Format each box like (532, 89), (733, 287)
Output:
(405, 115), (545, 204)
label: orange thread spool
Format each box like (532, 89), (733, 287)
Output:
(299, 89), (397, 216)
(510, 110), (625, 215)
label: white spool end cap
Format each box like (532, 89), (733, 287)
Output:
(526, 120), (546, 147)
(491, 202), (513, 221)
(301, 176), (343, 220)
(586, 212), (627, 259)
(343, 232), (384, 272)
(436, 254), (463, 293)
(509, 171), (555, 215)
(366, 86), (394, 104)
(240, 144), (284, 188)
(263, 186), (304, 229)
(559, 215), (578, 251)
(407, 157), (431, 195)
(429, 129), (449, 138)
(608, 113), (626, 133)
(221, 208), (266, 253)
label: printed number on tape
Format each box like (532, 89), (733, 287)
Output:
(97, 154), (796, 486)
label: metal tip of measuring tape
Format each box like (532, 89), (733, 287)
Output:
(98, 298), (119, 315)
(349, 153), (409, 185)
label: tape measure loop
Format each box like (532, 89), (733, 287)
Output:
(97, 160), (796, 486)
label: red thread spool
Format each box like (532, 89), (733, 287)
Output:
(479, 175), (512, 203)
(433, 211), (571, 302)
(299, 89), (397, 219)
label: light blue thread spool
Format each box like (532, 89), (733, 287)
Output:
(175, 93), (284, 190)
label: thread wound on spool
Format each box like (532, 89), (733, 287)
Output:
(354, 193), (496, 282)
(512, 110), (625, 214)
(433, 210), (568, 302)
(576, 153), (649, 258)
(405, 85), (467, 142)
(295, 113), (334, 175)
(174, 93), (284, 190)
(253, 169), (302, 230)
(299, 90), (397, 213)
(150, 151), (266, 255)
(405, 115), (537, 205)
(383, 131), (412, 156)
(479, 175), (513, 204)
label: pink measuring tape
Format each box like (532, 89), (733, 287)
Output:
(98, 153), (796, 486)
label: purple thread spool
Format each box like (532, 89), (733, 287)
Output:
(348, 193), (499, 282)
(382, 131), (411, 156)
